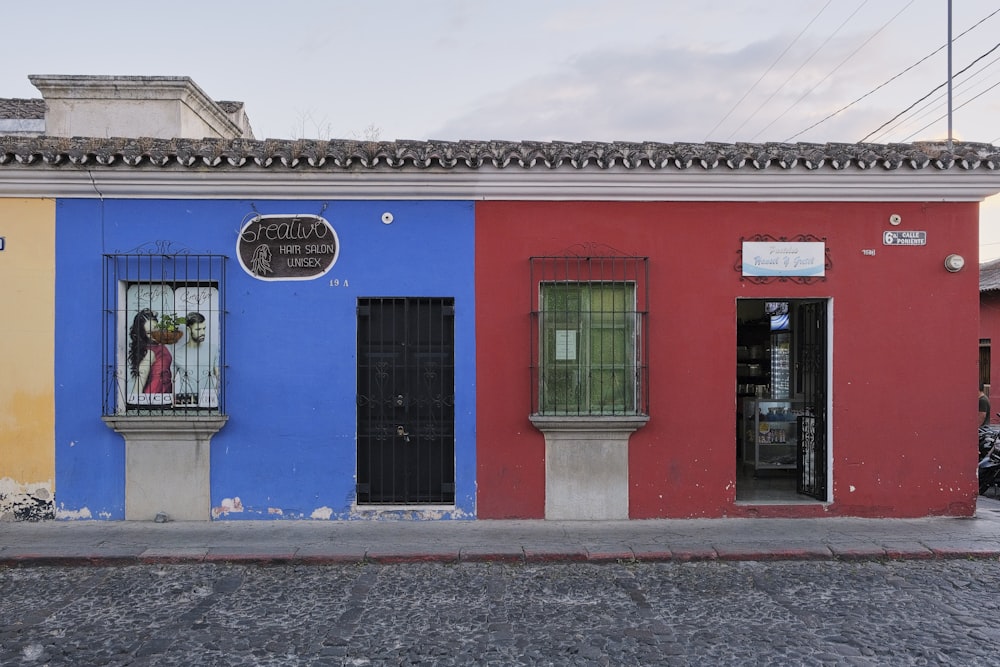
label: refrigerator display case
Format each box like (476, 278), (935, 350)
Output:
(771, 332), (791, 399)
(742, 398), (803, 471)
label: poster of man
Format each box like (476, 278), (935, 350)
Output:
(121, 284), (220, 410)
(172, 311), (220, 408)
(172, 286), (220, 408)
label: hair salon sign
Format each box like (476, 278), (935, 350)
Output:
(237, 214), (340, 280)
(742, 241), (825, 277)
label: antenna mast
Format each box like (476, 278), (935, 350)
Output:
(947, 0), (953, 149)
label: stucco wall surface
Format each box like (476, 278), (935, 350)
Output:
(0, 198), (55, 521)
(475, 200), (980, 519)
(54, 199), (475, 520)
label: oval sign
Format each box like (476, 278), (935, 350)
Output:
(237, 214), (340, 281)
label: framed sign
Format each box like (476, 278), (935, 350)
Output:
(237, 214), (340, 281)
(742, 241), (825, 278)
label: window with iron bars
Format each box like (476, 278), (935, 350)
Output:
(102, 252), (226, 416)
(530, 252), (648, 417)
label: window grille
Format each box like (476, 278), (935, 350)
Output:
(981, 339), (991, 390)
(356, 297), (456, 504)
(530, 251), (648, 416)
(102, 252), (227, 416)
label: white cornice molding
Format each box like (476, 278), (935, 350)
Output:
(0, 166), (998, 201)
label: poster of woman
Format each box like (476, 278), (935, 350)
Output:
(120, 283), (220, 409)
(129, 308), (174, 396)
(123, 284), (176, 406)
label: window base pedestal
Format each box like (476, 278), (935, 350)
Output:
(529, 415), (649, 520)
(102, 415), (228, 521)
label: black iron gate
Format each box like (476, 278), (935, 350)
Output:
(357, 298), (455, 504)
(796, 300), (828, 500)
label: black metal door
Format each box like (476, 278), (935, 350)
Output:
(357, 298), (455, 504)
(796, 300), (828, 500)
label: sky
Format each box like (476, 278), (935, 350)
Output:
(2, 0), (999, 258)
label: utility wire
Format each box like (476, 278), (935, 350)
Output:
(786, 6), (1000, 142)
(865, 49), (1000, 142)
(704, 0), (832, 142)
(859, 40), (1000, 143)
(724, 1), (869, 142)
(869, 53), (1000, 142)
(901, 77), (1000, 142)
(751, 0), (914, 142)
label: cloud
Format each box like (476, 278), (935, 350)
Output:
(428, 34), (909, 144)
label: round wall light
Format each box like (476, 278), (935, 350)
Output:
(381, 212), (394, 224)
(944, 254), (965, 272)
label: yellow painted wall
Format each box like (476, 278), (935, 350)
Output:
(0, 198), (55, 502)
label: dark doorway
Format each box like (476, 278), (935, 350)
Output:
(736, 299), (829, 503)
(357, 297), (455, 504)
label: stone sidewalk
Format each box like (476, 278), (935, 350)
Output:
(4, 498), (1000, 566)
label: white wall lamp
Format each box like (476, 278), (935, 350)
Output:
(944, 254), (965, 272)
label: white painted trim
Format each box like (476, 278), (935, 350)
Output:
(825, 297), (835, 505)
(0, 119), (44, 133)
(0, 166), (998, 201)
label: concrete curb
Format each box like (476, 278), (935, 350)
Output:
(3, 547), (1000, 567)
(5, 501), (1000, 567)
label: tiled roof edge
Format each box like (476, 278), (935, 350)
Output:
(0, 136), (998, 171)
(215, 101), (244, 113)
(0, 98), (46, 120)
(981, 257), (1000, 291)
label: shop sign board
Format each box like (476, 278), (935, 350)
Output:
(882, 230), (926, 246)
(237, 214), (340, 281)
(742, 241), (825, 278)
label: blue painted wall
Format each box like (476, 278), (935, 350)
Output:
(55, 199), (476, 519)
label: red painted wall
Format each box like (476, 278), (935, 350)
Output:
(476, 200), (980, 519)
(980, 291), (1000, 421)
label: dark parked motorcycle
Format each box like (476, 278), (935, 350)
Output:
(980, 418), (1000, 496)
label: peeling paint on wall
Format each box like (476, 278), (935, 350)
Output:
(345, 506), (475, 521)
(310, 506), (333, 520)
(55, 504), (92, 520)
(212, 496), (244, 518)
(0, 201), (56, 520)
(0, 478), (55, 521)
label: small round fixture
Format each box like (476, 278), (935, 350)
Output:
(944, 254), (965, 272)
(381, 212), (394, 224)
(889, 214), (902, 225)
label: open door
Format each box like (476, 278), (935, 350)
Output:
(795, 300), (828, 500)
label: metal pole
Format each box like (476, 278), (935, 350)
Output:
(947, 0), (953, 149)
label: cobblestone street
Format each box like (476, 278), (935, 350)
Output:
(3, 559), (1000, 665)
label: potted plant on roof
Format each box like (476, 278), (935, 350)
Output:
(150, 313), (185, 345)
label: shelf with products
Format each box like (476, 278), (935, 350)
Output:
(741, 398), (803, 471)
(736, 320), (771, 398)
(736, 347), (769, 397)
